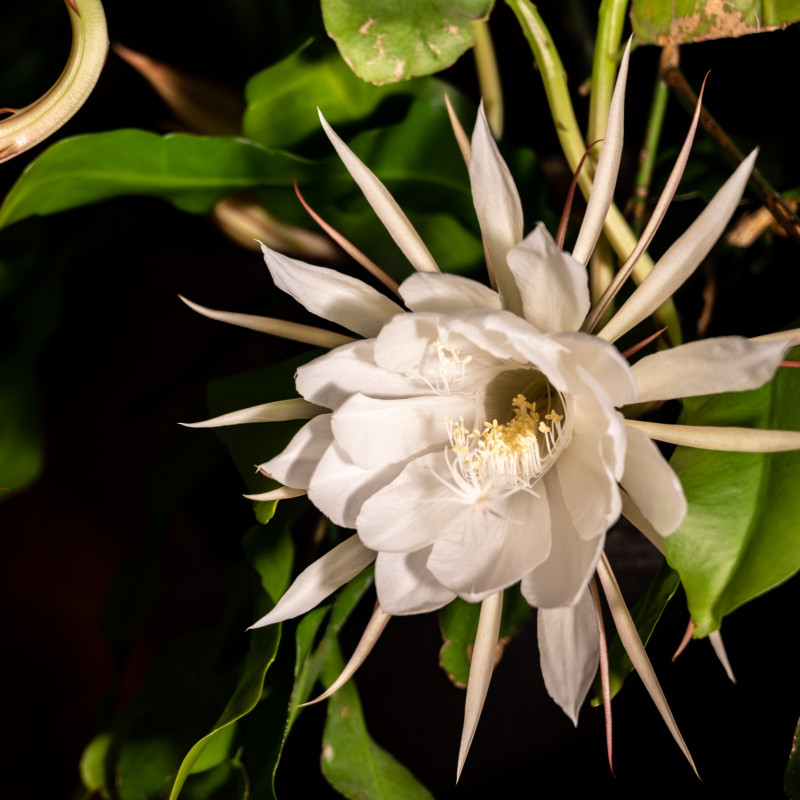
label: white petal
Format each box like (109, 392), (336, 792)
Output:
(598, 150), (758, 343)
(180, 398), (323, 428)
(296, 340), (423, 410)
(709, 630), (736, 683)
(521, 469), (605, 608)
(632, 336), (789, 404)
(375, 549), (456, 615)
(553, 431), (622, 540)
(356, 452), (472, 553)
(179, 295), (353, 348)
(308, 441), (406, 529)
(332, 393), (469, 469)
(620, 425), (686, 536)
(243, 486), (306, 501)
(259, 415), (333, 489)
(249, 534), (376, 627)
(619, 488), (665, 554)
(506, 223), (591, 333)
(318, 110), (439, 273)
(427, 486), (552, 602)
(399, 272), (502, 313)
(470, 104), (524, 315)
(457, 592), (503, 782)
(571, 40), (631, 265)
(537, 589), (600, 725)
(261, 242), (403, 337)
(626, 419), (800, 452)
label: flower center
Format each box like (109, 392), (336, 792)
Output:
(446, 371), (571, 492)
(414, 339), (472, 393)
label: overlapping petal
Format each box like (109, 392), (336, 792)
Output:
(375, 548), (457, 615)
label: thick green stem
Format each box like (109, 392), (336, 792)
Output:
(505, 0), (682, 343)
(472, 20), (504, 139)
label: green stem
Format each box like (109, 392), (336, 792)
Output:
(632, 74), (669, 236)
(472, 20), (504, 139)
(505, 0), (682, 343)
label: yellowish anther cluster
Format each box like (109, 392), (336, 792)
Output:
(422, 339), (472, 392)
(446, 393), (566, 488)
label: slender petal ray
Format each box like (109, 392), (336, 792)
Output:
(597, 554), (698, 775)
(179, 295), (354, 348)
(571, 40), (631, 265)
(672, 619), (696, 661)
(243, 486), (306, 501)
(249, 535), (375, 629)
(302, 604), (391, 706)
(598, 151), (758, 343)
(180, 398), (323, 428)
(709, 631), (736, 683)
(318, 110), (439, 273)
(750, 328), (800, 344)
(590, 580), (614, 774)
(626, 419), (800, 452)
(457, 591), (503, 782)
(445, 93), (471, 167)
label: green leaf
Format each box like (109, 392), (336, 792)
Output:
(181, 757), (250, 800)
(439, 586), (532, 688)
(0, 130), (308, 230)
(591, 560), (681, 705)
(321, 0), (494, 85)
(665, 352), (800, 637)
(168, 523), (293, 800)
(79, 732), (113, 795)
(632, 0), (800, 45)
(786, 717), (800, 799)
(244, 39), (412, 150)
(320, 640), (435, 800)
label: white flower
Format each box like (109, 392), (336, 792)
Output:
(184, 43), (800, 777)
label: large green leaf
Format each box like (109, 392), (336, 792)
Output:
(321, 0), (494, 85)
(320, 640), (435, 800)
(244, 39), (413, 150)
(632, 0), (800, 45)
(665, 353), (800, 637)
(0, 130), (308, 230)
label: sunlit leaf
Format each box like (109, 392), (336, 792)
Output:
(665, 351), (800, 637)
(632, 0), (800, 45)
(0, 130), (308, 230)
(321, 0), (494, 85)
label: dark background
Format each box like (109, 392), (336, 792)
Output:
(1, 1), (799, 797)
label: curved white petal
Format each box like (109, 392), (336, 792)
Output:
(249, 534), (376, 628)
(619, 488), (665, 554)
(457, 591), (503, 782)
(318, 110), (439, 273)
(427, 486), (552, 602)
(356, 452), (472, 553)
(470, 104), (524, 315)
(181, 398), (323, 428)
(521, 469), (605, 608)
(296, 340), (424, 410)
(243, 486), (306, 501)
(332, 392), (470, 470)
(620, 425), (686, 536)
(506, 223), (591, 333)
(571, 40), (631, 265)
(399, 272), (502, 313)
(308, 440), (407, 529)
(259, 415), (333, 489)
(599, 150), (758, 343)
(375, 548), (456, 615)
(261, 242), (403, 337)
(626, 419), (800, 452)
(537, 589), (600, 725)
(632, 336), (789, 404)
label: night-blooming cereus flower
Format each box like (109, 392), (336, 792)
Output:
(183, 42), (800, 778)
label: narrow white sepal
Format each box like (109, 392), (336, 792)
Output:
(626, 419), (800, 452)
(302, 604), (391, 706)
(180, 398), (323, 428)
(598, 150), (758, 343)
(260, 242), (404, 338)
(179, 295), (354, 348)
(318, 110), (439, 273)
(456, 591), (503, 782)
(751, 328), (800, 344)
(248, 535), (375, 628)
(537, 589), (600, 726)
(596, 554), (698, 775)
(243, 486), (306, 501)
(708, 630), (736, 684)
(572, 39), (631, 265)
